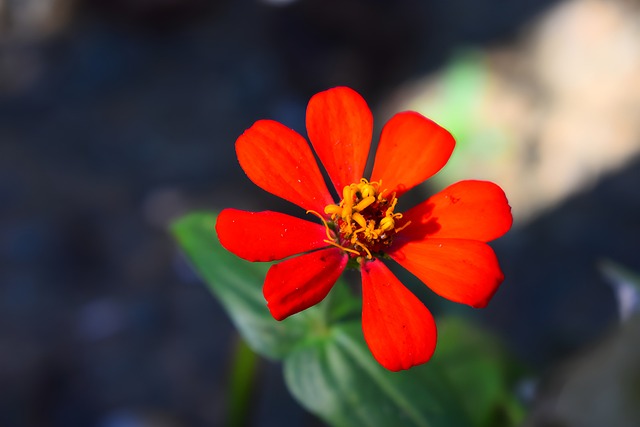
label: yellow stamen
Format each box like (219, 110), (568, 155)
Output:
(323, 239), (361, 256)
(379, 216), (395, 232)
(353, 241), (373, 259)
(395, 220), (411, 233)
(324, 204), (342, 216)
(385, 196), (398, 216)
(353, 196), (375, 212)
(359, 180), (378, 198)
(305, 210), (335, 242)
(310, 178), (409, 259)
(352, 212), (367, 229)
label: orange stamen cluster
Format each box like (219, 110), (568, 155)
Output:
(309, 179), (409, 260)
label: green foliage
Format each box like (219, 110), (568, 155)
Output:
(172, 211), (525, 427)
(284, 322), (470, 427)
(227, 337), (260, 427)
(434, 319), (526, 426)
(172, 211), (311, 359)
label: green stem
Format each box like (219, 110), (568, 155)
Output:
(227, 335), (259, 427)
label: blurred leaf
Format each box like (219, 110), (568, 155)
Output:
(408, 51), (512, 189)
(284, 318), (524, 427)
(227, 336), (259, 427)
(416, 51), (487, 145)
(433, 318), (526, 427)
(324, 278), (361, 324)
(172, 211), (310, 359)
(437, 52), (487, 144)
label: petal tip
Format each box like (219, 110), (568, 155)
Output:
(361, 260), (438, 372)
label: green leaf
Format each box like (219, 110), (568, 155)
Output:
(173, 212), (524, 427)
(171, 211), (312, 359)
(284, 319), (524, 427)
(434, 318), (526, 427)
(285, 322), (471, 427)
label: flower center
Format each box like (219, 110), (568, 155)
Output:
(309, 179), (410, 260)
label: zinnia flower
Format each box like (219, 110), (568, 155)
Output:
(216, 86), (512, 371)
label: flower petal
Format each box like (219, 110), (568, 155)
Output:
(236, 119), (334, 213)
(306, 86), (373, 193)
(398, 180), (513, 243)
(361, 259), (437, 371)
(263, 248), (347, 321)
(390, 238), (504, 308)
(370, 112), (455, 197)
(216, 209), (330, 262)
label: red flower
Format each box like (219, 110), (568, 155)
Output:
(216, 87), (512, 371)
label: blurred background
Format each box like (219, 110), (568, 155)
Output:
(1, 0), (640, 426)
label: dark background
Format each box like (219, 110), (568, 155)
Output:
(2, 0), (639, 426)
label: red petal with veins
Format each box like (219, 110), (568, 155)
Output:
(306, 86), (373, 194)
(370, 112), (455, 197)
(236, 119), (334, 213)
(264, 248), (347, 320)
(398, 180), (512, 243)
(390, 238), (504, 308)
(361, 259), (437, 371)
(216, 209), (330, 262)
